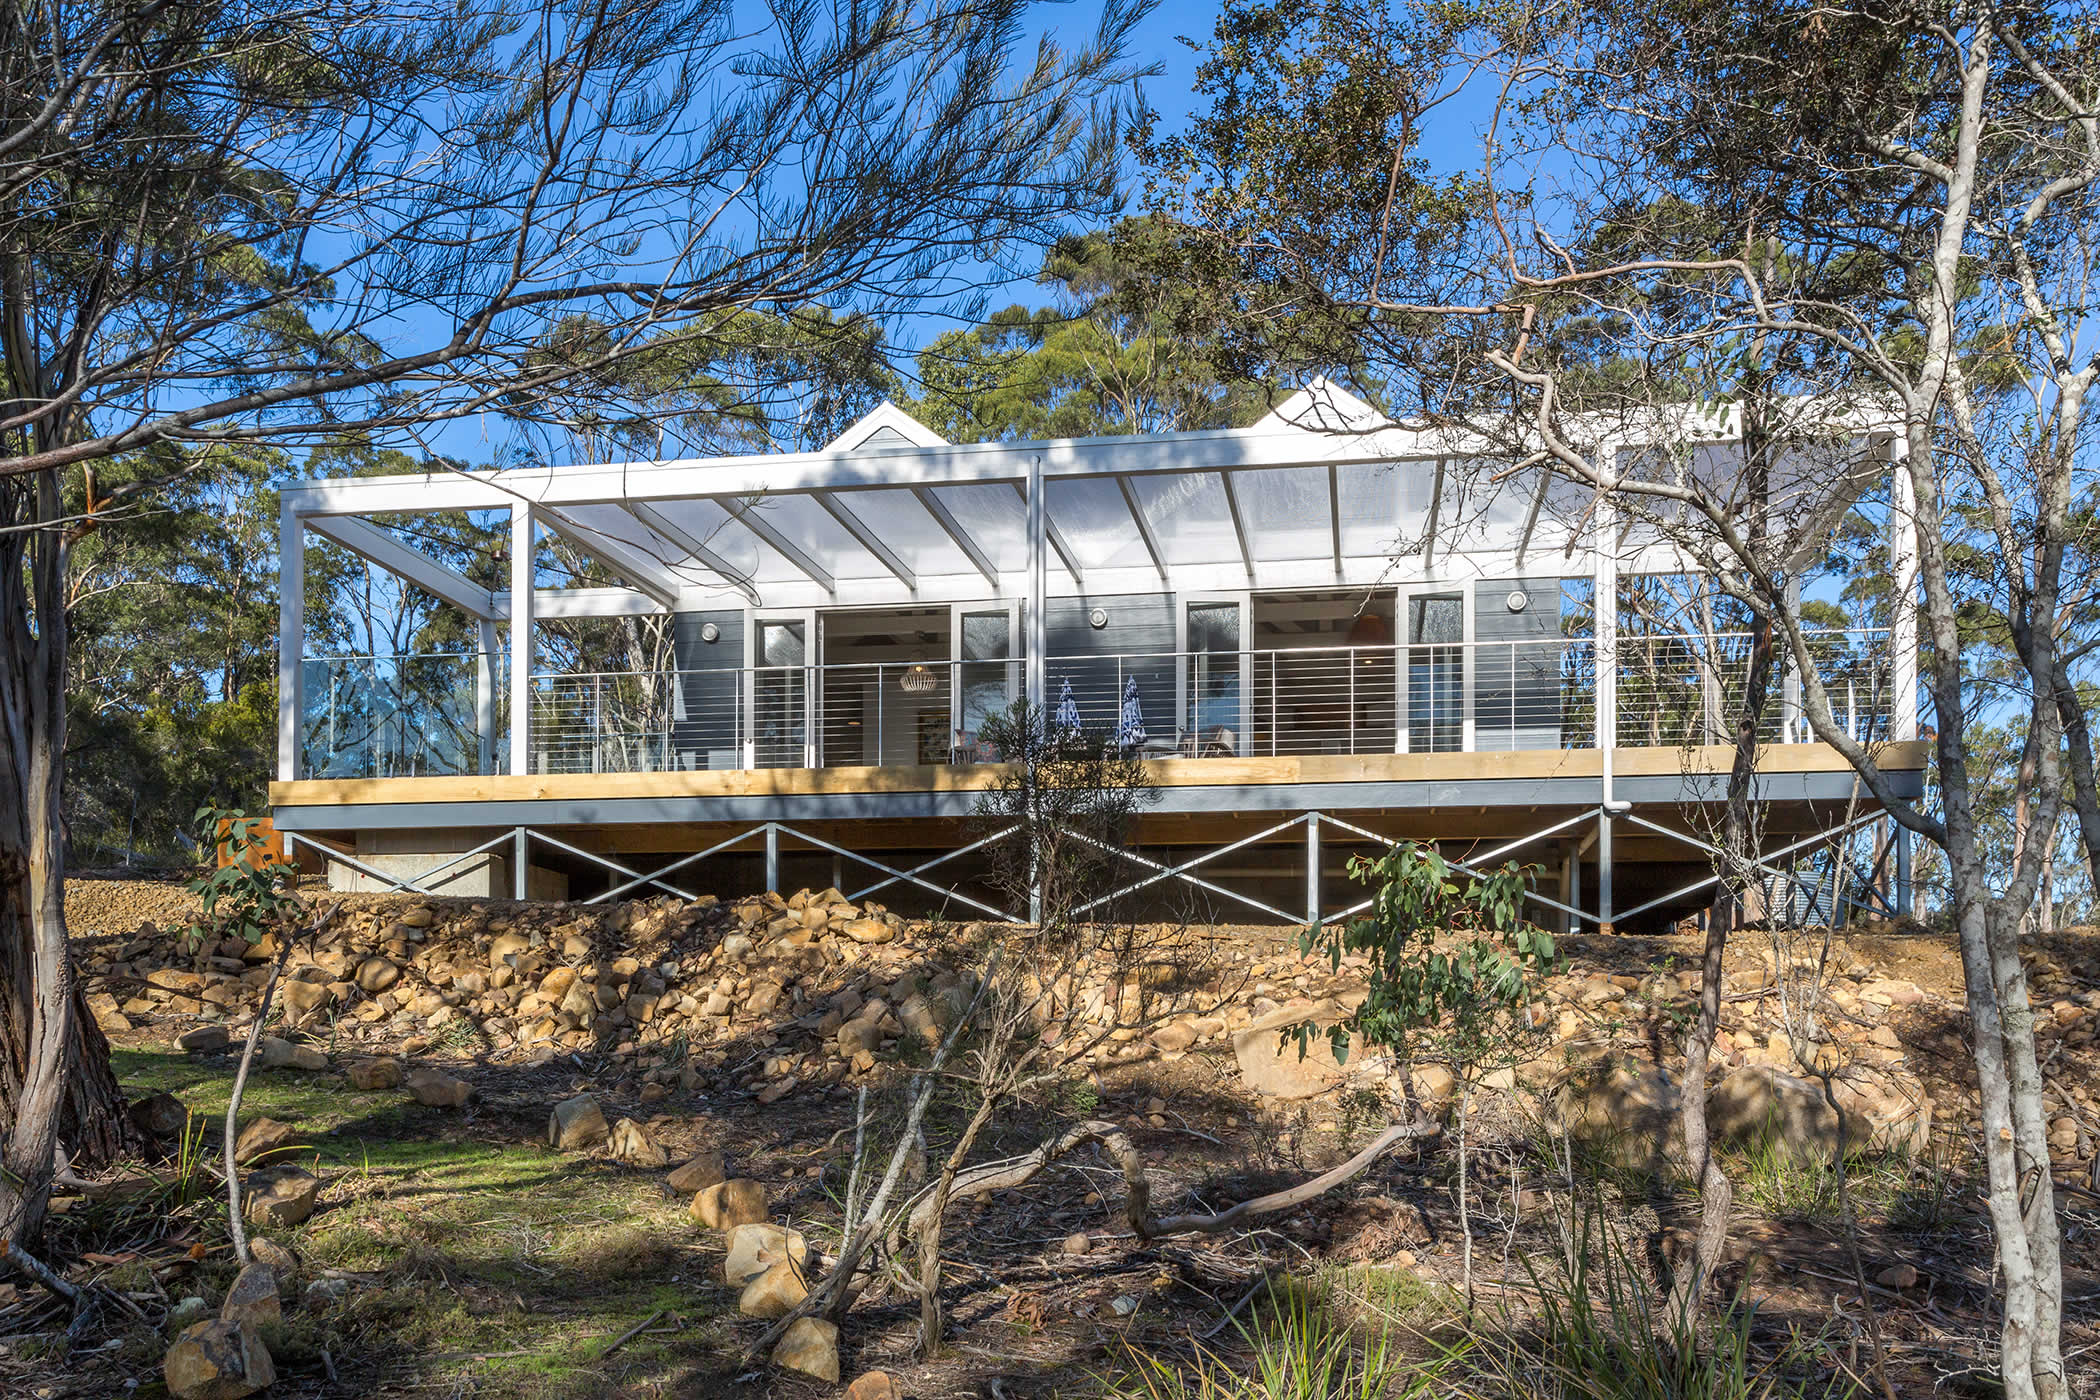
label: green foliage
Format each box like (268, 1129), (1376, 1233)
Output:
(911, 221), (1274, 442)
(1297, 843), (1556, 1070)
(185, 807), (306, 949)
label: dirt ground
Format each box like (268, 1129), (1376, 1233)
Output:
(6, 878), (2099, 1399)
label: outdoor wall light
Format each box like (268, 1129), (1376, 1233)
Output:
(1505, 591), (1529, 613)
(699, 622), (720, 643)
(1088, 607), (1109, 629)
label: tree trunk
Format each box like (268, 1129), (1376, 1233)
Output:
(1671, 612), (1772, 1315)
(0, 467), (141, 1254)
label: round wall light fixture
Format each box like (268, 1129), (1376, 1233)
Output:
(1088, 607), (1109, 630)
(699, 621), (721, 643)
(1505, 591), (1529, 613)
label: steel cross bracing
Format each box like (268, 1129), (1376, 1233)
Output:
(284, 823), (1025, 921)
(281, 801), (1902, 932)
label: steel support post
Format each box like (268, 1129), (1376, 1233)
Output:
(513, 827), (528, 901)
(1306, 813), (1322, 928)
(1895, 825), (1913, 917)
(764, 823), (781, 893)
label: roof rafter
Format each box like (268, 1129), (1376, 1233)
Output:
(717, 495), (836, 595)
(1326, 463), (1343, 582)
(616, 502), (758, 605)
(812, 491), (916, 591)
(1008, 481), (1083, 586)
(1217, 470), (1256, 586)
(307, 515), (496, 618)
(536, 505), (694, 608)
(1115, 476), (1169, 585)
(911, 486), (999, 590)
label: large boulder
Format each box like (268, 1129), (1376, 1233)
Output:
(1707, 1065), (1838, 1160)
(164, 1319), (275, 1399)
(772, 1316), (841, 1382)
(1231, 1000), (1363, 1100)
(1552, 1057), (1680, 1173)
(1707, 1064), (1930, 1160)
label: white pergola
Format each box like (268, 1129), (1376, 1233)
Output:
(276, 384), (1918, 804)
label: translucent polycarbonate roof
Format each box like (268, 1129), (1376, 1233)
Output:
(305, 387), (1678, 613)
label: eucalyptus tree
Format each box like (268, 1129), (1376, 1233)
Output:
(1146, 1), (2097, 1394)
(911, 220), (1275, 441)
(0, 0), (1152, 1262)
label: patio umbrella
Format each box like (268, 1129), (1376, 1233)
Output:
(1055, 677), (1082, 732)
(1115, 676), (1147, 748)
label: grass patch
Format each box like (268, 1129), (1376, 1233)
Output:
(87, 1048), (736, 1398)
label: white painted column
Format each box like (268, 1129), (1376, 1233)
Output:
(509, 503), (534, 777)
(1781, 576), (1804, 741)
(277, 505), (304, 782)
(1594, 456), (1620, 931)
(1888, 436), (1919, 742)
(1026, 454), (1047, 712)
(476, 618), (499, 775)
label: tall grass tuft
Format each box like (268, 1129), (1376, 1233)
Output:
(1473, 1210), (1855, 1400)
(1099, 1281), (1456, 1400)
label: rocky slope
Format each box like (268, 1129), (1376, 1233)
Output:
(71, 881), (2100, 1180)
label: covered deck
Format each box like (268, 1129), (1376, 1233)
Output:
(272, 389), (1923, 928)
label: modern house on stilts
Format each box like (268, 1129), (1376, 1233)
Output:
(271, 385), (1924, 929)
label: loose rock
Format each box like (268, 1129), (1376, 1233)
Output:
(771, 1316), (840, 1381)
(692, 1178), (768, 1229)
(738, 1255), (809, 1318)
(218, 1262), (282, 1330)
(405, 1067), (474, 1109)
(233, 1117), (299, 1165)
(723, 1223), (807, 1286)
(549, 1094), (609, 1150)
(347, 1058), (404, 1091)
(666, 1149), (725, 1194)
(164, 1318), (276, 1400)
(242, 1167), (320, 1229)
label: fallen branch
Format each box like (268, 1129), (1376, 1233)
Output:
(226, 906), (334, 1265)
(1143, 1119), (1439, 1238)
(903, 1115), (1438, 1243)
(0, 1237), (79, 1303)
